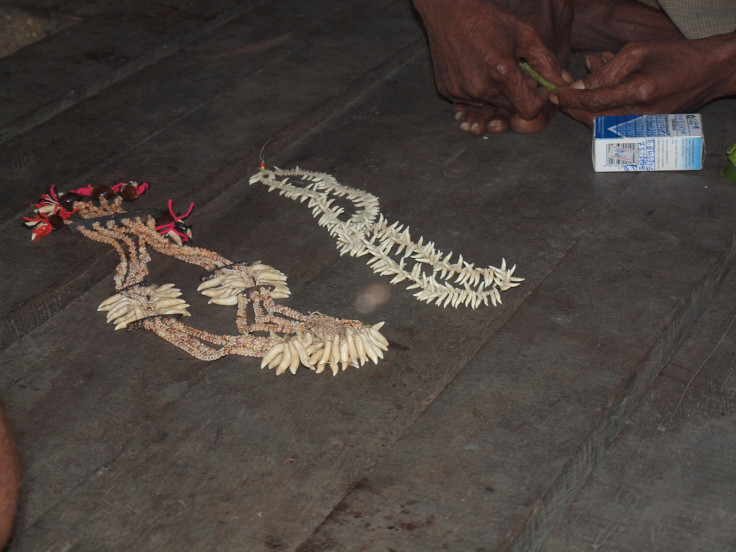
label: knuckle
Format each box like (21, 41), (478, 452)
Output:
(619, 43), (646, 62)
(517, 23), (538, 44)
(635, 80), (657, 103)
(492, 60), (513, 78)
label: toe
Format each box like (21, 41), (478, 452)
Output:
(456, 105), (479, 134)
(453, 104), (466, 122)
(486, 107), (510, 134)
(509, 104), (555, 134)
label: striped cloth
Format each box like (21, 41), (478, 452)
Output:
(640, 0), (736, 39)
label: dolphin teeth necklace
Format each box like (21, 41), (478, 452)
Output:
(249, 167), (523, 309)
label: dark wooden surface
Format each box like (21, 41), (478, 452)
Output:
(1, 1), (735, 550)
(544, 260), (736, 551)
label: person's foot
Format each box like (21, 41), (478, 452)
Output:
(452, 65), (572, 137)
(454, 104), (510, 135)
(454, 102), (556, 135)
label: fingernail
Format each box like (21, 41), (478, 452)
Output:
(549, 93), (558, 105)
(571, 80), (585, 90)
(585, 55), (591, 71)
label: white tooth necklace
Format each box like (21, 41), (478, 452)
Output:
(249, 167), (523, 309)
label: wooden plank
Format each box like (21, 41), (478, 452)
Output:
(543, 258), (736, 551)
(0, 0), (267, 143)
(3, 0), (736, 549)
(3, 40), (736, 552)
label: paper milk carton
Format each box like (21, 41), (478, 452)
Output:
(592, 114), (704, 172)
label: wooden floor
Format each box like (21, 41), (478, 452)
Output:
(1, 1), (735, 550)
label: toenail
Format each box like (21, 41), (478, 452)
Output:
(454, 111), (464, 121)
(489, 119), (502, 128)
(470, 123), (480, 132)
(460, 122), (470, 131)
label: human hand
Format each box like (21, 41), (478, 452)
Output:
(413, 0), (572, 134)
(551, 34), (736, 127)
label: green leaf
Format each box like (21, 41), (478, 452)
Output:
(722, 160), (736, 181)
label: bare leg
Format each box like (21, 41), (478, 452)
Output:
(0, 405), (19, 548)
(571, 0), (684, 52)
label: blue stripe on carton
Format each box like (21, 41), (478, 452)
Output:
(594, 114), (702, 139)
(595, 115), (663, 138)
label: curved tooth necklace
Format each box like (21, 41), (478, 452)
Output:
(249, 167), (523, 309)
(26, 181), (387, 377)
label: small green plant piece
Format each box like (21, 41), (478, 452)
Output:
(519, 61), (557, 91)
(722, 141), (736, 181)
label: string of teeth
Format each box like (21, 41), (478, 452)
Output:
(26, 182), (388, 376)
(249, 167), (523, 308)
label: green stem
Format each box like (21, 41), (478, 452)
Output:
(519, 61), (557, 91)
